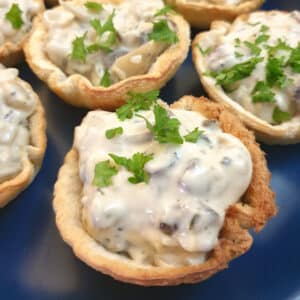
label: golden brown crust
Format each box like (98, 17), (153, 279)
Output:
(24, 1), (190, 110)
(0, 0), (45, 67)
(165, 0), (263, 29)
(0, 77), (47, 208)
(192, 11), (300, 144)
(53, 96), (276, 286)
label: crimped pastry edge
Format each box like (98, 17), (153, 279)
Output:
(53, 96), (276, 286)
(192, 11), (300, 144)
(165, 0), (263, 29)
(0, 0), (45, 67)
(0, 76), (47, 208)
(24, 0), (190, 110)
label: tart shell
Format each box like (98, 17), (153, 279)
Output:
(53, 96), (276, 286)
(24, 1), (190, 110)
(0, 0), (45, 67)
(0, 77), (47, 208)
(192, 13), (300, 144)
(165, 0), (263, 29)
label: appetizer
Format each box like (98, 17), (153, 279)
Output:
(24, 0), (190, 109)
(53, 92), (276, 285)
(165, 0), (264, 29)
(0, 65), (46, 207)
(0, 0), (44, 66)
(193, 11), (300, 144)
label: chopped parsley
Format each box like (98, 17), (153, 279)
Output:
(109, 152), (153, 184)
(105, 127), (123, 139)
(154, 4), (175, 17)
(197, 45), (213, 56)
(100, 70), (111, 87)
(244, 41), (261, 56)
(267, 39), (292, 57)
(266, 57), (290, 88)
(85, 2), (103, 12)
(71, 34), (88, 62)
(272, 107), (292, 124)
(116, 90), (159, 121)
(184, 128), (203, 143)
(5, 3), (23, 30)
(235, 51), (244, 58)
(149, 20), (178, 44)
(137, 104), (184, 144)
(288, 43), (300, 73)
(251, 81), (275, 103)
(93, 160), (118, 188)
(210, 57), (263, 92)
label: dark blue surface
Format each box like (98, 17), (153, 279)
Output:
(1, 0), (300, 299)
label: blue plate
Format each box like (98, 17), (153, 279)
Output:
(1, 1), (300, 299)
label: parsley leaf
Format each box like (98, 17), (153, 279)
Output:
(266, 57), (290, 88)
(149, 20), (178, 44)
(235, 51), (244, 58)
(116, 90), (159, 121)
(5, 3), (23, 29)
(272, 107), (292, 124)
(288, 43), (300, 73)
(251, 81), (275, 103)
(105, 127), (123, 139)
(244, 41), (261, 56)
(184, 128), (203, 143)
(109, 152), (153, 184)
(93, 160), (118, 187)
(197, 45), (213, 56)
(85, 2), (103, 12)
(210, 57), (263, 92)
(100, 70), (111, 87)
(255, 33), (270, 45)
(154, 4), (175, 17)
(267, 38), (292, 57)
(138, 104), (184, 144)
(71, 34), (88, 62)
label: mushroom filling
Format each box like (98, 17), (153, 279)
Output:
(199, 11), (300, 124)
(0, 0), (40, 45)
(75, 100), (252, 267)
(0, 66), (36, 183)
(43, 0), (178, 86)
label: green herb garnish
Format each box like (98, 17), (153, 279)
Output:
(197, 45), (213, 56)
(5, 3), (23, 29)
(154, 5), (175, 17)
(266, 57), (290, 88)
(85, 2), (103, 12)
(105, 127), (123, 139)
(116, 90), (159, 121)
(251, 81), (275, 103)
(109, 152), (153, 184)
(288, 43), (300, 73)
(93, 160), (118, 187)
(272, 107), (292, 124)
(149, 20), (178, 44)
(100, 70), (111, 87)
(184, 128), (203, 143)
(71, 34), (88, 62)
(244, 41), (261, 56)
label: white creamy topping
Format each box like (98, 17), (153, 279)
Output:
(44, 0), (170, 85)
(0, 66), (35, 183)
(0, 0), (40, 45)
(201, 11), (300, 124)
(75, 107), (252, 266)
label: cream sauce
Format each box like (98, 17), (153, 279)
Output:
(0, 66), (35, 183)
(201, 11), (300, 124)
(75, 106), (252, 266)
(0, 0), (41, 45)
(43, 0), (170, 85)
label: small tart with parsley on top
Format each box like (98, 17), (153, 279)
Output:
(0, 0), (44, 66)
(24, 0), (190, 110)
(0, 65), (46, 207)
(53, 92), (276, 286)
(164, 0), (264, 29)
(193, 10), (300, 144)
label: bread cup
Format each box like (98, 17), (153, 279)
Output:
(53, 94), (276, 286)
(0, 65), (47, 208)
(193, 10), (300, 144)
(24, 0), (190, 110)
(164, 0), (264, 29)
(0, 0), (44, 66)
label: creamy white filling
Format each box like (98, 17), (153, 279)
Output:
(0, 0), (40, 45)
(0, 66), (35, 183)
(201, 11), (300, 124)
(75, 107), (252, 267)
(44, 0), (168, 85)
